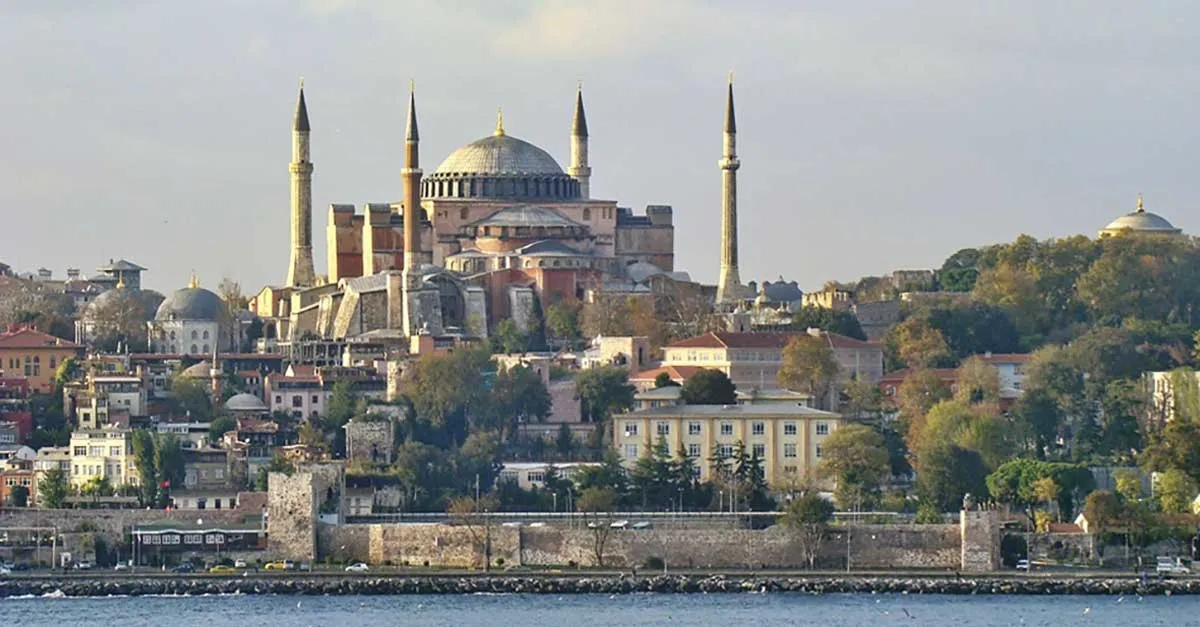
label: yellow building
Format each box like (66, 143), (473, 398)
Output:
(0, 326), (83, 394)
(69, 429), (138, 490)
(613, 404), (840, 488)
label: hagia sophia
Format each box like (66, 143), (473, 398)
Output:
(249, 81), (717, 349)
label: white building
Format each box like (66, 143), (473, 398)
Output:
(497, 462), (600, 491)
(976, 353), (1029, 401)
(68, 429), (138, 490)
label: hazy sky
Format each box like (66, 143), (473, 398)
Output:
(2, 0), (1197, 294)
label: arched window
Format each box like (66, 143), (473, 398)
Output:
(32, 356), (40, 377)
(202, 344), (210, 354)
(202, 330), (209, 340)
(583, 208), (591, 221)
(191, 330), (198, 340)
(460, 207), (468, 220)
(170, 331), (177, 340)
(190, 344), (198, 354)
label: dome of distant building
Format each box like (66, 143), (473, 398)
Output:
(1100, 196), (1183, 237)
(225, 392), (267, 412)
(179, 360), (213, 378)
(423, 116), (581, 201)
(156, 286), (222, 321)
(83, 285), (141, 319)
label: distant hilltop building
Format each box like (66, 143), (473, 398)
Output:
(1099, 195), (1183, 238)
(253, 78), (746, 350)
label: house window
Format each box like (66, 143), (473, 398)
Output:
(49, 356), (56, 369)
(203, 330), (209, 340)
(784, 443), (797, 458)
(109, 447), (120, 457)
(624, 422), (639, 437)
(73, 447), (86, 456)
(275, 395), (282, 404)
(311, 395), (319, 403)
(460, 207), (468, 220)
(527, 471), (545, 483)
(292, 395), (303, 408)
(624, 444), (638, 459)
(32, 356), (39, 376)
(688, 422), (701, 435)
(752, 443), (765, 458)
(783, 422), (797, 436)
(88, 446), (102, 457)
(720, 423), (733, 436)
(191, 331), (198, 340)
(190, 344), (198, 353)
(583, 208), (591, 220)
(815, 444), (823, 458)
(783, 465), (798, 475)
(816, 423), (829, 436)
(718, 444), (734, 458)
(687, 443), (701, 458)
(656, 422), (670, 436)
(751, 422), (765, 436)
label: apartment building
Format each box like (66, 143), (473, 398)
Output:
(69, 429), (137, 490)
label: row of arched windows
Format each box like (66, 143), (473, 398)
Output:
(423, 175), (580, 200)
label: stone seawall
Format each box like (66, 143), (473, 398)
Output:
(318, 523), (962, 570)
(0, 509), (244, 545)
(1, 574), (1197, 597)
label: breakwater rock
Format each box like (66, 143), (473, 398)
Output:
(1, 575), (1196, 597)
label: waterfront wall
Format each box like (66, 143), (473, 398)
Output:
(0, 508), (244, 545)
(317, 522), (962, 570)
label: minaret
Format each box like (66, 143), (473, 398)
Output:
(401, 82), (424, 273)
(287, 80), (317, 288)
(715, 75), (742, 304)
(568, 83), (591, 199)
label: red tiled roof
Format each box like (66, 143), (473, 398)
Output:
(667, 331), (877, 350)
(287, 365), (317, 377)
(629, 365), (706, 382)
(0, 328), (81, 350)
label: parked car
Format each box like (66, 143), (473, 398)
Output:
(1015, 559), (1030, 571)
(208, 565), (237, 574)
(0, 566), (11, 576)
(113, 563), (129, 571)
(233, 559), (248, 569)
(264, 560), (295, 571)
(73, 561), (93, 570)
(631, 522), (654, 530)
(609, 520), (629, 530)
(1156, 556), (1191, 575)
(170, 563), (195, 573)
(345, 563), (369, 572)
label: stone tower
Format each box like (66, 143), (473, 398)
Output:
(715, 76), (742, 304)
(287, 82), (317, 288)
(401, 83), (424, 272)
(568, 84), (591, 199)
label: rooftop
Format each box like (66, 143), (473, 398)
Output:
(0, 327), (81, 350)
(629, 403), (839, 418)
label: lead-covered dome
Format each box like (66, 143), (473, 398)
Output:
(155, 286), (222, 321)
(1099, 196), (1183, 237)
(423, 123), (581, 202)
(225, 392), (268, 412)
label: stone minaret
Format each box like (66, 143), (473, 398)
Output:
(401, 83), (424, 273)
(568, 84), (591, 199)
(715, 76), (742, 304)
(287, 81), (316, 288)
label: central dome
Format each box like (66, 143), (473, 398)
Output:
(155, 287), (222, 321)
(434, 134), (565, 177)
(1099, 196), (1183, 238)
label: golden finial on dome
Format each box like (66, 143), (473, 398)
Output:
(188, 271), (199, 289)
(494, 107), (505, 136)
(1136, 194), (1144, 213)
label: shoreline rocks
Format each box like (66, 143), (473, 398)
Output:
(0, 574), (1194, 598)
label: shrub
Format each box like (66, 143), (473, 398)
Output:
(643, 556), (665, 571)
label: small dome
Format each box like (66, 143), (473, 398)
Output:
(435, 134), (564, 177)
(179, 360), (212, 378)
(156, 287), (222, 321)
(762, 281), (803, 304)
(1100, 196), (1183, 237)
(225, 393), (267, 412)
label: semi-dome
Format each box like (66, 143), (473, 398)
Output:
(1099, 196), (1183, 237)
(156, 286), (222, 321)
(225, 392), (268, 412)
(179, 360), (213, 378)
(423, 117), (581, 202)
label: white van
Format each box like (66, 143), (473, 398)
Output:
(1156, 556), (1190, 575)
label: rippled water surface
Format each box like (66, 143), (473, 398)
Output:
(1, 592), (1195, 626)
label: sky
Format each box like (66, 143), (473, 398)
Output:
(2, 0), (1198, 294)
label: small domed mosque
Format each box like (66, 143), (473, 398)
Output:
(1099, 195), (1183, 238)
(253, 81), (715, 345)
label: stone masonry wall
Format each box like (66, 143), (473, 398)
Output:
(0, 508), (244, 546)
(268, 472), (317, 561)
(319, 522), (961, 570)
(961, 510), (1000, 573)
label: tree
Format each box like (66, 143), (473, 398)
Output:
(1011, 388), (1060, 460)
(777, 334), (840, 409)
(1083, 490), (1122, 536)
(38, 467), (68, 509)
(895, 369), (952, 433)
(680, 369), (737, 405)
(630, 437), (677, 509)
(208, 416), (237, 444)
(1031, 477), (1061, 522)
(154, 434), (184, 505)
(554, 423), (576, 460)
(170, 376), (213, 422)
(817, 424), (890, 510)
(490, 318), (528, 354)
(953, 356), (1001, 406)
(324, 381), (359, 432)
(488, 365), (552, 442)
(1155, 469), (1196, 514)
(577, 487), (618, 567)
(447, 494), (500, 569)
(779, 492), (834, 569)
(915, 445), (990, 512)
(86, 288), (161, 352)
(911, 399), (1013, 470)
(131, 429), (158, 506)
(653, 372), (679, 389)
(839, 379), (883, 422)
(254, 454), (294, 492)
(1113, 468), (1144, 503)
(575, 367), (634, 425)
(401, 347), (491, 446)
(888, 317), (952, 370)
(8, 485), (28, 508)
(791, 306), (866, 340)
(544, 302), (581, 349)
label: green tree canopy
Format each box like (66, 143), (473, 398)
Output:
(817, 424), (890, 510)
(575, 367), (635, 424)
(791, 306), (866, 340)
(776, 334), (840, 408)
(681, 369), (737, 405)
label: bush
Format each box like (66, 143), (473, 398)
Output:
(643, 556), (665, 571)
(495, 557), (505, 567)
(914, 501), (943, 524)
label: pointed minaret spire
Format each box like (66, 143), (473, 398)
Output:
(287, 78), (316, 287)
(401, 82), (425, 277)
(715, 73), (743, 305)
(405, 79), (419, 141)
(568, 82), (592, 199)
(294, 78), (311, 132)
